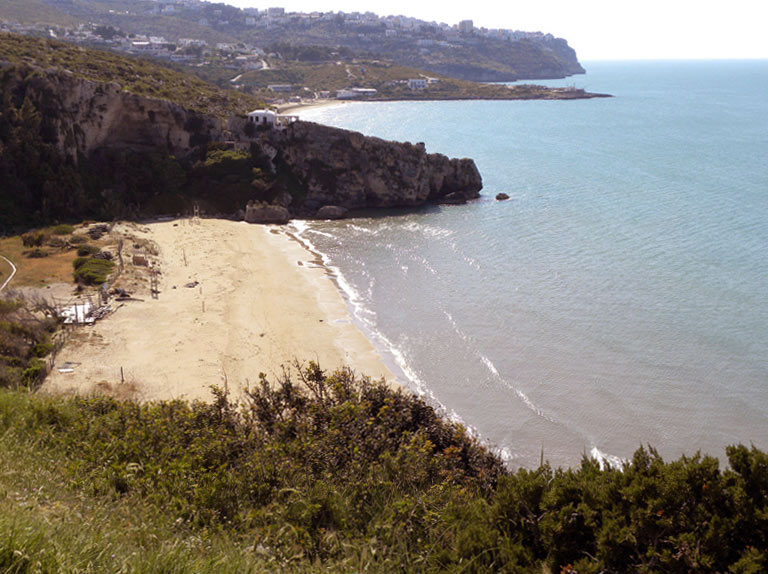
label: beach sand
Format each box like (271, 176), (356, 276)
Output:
(43, 219), (395, 402)
(277, 99), (344, 115)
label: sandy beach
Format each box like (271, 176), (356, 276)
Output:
(43, 219), (395, 402)
(277, 99), (345, 115)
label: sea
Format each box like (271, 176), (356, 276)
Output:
(295, 60), (768, 469)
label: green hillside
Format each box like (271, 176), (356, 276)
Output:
(0, 33), (259, 117)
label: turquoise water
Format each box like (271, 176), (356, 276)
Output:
(297, 61), (768, 468)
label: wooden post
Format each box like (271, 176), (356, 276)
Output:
(120, 366), (124, 384)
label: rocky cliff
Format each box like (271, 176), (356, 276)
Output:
(1, 63), (482, 224)
(0, 64), (223, 162)
(243, 121), (482, 215)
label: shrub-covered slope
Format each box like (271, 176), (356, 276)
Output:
(0, 364), (766, 573)
(0, 33), (259, 117)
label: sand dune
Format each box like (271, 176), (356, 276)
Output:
(43, 219), (394, 402)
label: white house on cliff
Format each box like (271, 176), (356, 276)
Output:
(247, 109), (298, 128)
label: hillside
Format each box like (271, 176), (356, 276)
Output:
(0, 33), (484, 230)
(0, 33), (259, 117)
(0, 0), (586, 82)
(0, 373), (767, 572)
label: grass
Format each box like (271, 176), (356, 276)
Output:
(0, 225), (116, 289)
(0, 236), (76, 289)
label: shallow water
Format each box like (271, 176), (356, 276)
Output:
(297, 60), (768, 468)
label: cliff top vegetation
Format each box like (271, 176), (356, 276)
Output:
(0, 32), (260, 117)
(0, 360), (766, 572)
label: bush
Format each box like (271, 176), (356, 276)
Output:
(21, 231), (47, 247)
(24, 248), (48, 258)
(68, 235), (88, 245)
(51, 224), (75, 235)
(77, 244), (100, 257)
(47, 236), (67, 248)
(21, 358), (46, 386)
(73, 258), (114, 285)
(72, 256), (90, 270)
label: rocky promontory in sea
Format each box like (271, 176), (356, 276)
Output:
(244, 120), (482, 218)
(0, 54), (482, 228)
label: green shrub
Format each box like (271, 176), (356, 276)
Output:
(73, 258), (114, 285)
(21, 358), (46, 386)
(47, 236), (67, 248)
(68, 235), (88, 245)
(31, 342), (54, 358)
(77, 244), (100, 257)
(21, 231), (47, 247)
(72, 256), (90, 270)
(51, 224), (75, 235)
(24, 248), (48, 258)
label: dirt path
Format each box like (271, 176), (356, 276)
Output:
(0, 255), (17, 292)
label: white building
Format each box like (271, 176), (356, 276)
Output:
(459, 19), (474, 34)
(408, 78), (427, 90)
(247, 109), (298, 129)
(336, 87), (377, 99)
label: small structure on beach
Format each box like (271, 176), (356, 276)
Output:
(247, 109), (298, 129)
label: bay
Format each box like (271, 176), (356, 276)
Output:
(297, 60), (768, 468)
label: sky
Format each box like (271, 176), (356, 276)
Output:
(224, 0), (768, 61)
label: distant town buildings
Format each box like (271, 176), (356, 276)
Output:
(458, 20), (474, 34)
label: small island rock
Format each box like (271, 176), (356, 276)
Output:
(496, 193), (510, 201)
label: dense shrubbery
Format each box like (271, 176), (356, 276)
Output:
(72, 255), (114, 285)
(0, 362), (766, 572)
(0, 295), (58, 388)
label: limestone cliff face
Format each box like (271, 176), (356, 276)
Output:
(250, 121), (483, 214)
(1, 66), (222, 161)
(5, 65), (482, 216)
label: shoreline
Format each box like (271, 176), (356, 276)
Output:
(42, 219), (397, 402)
(276, 90), (612, 115)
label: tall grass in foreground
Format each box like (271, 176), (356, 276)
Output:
(0, 365), (766, 573)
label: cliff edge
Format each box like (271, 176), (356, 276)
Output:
(1, 60), (482, 226)
(250, 121), (482, 215)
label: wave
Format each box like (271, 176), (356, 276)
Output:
(290, 221), (460, 422)
(442, 310), (557, 424)
(590, 447), (626, 470)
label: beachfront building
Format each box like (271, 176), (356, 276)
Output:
(247, 109), (298, 129)
(408, 78), (427, 90)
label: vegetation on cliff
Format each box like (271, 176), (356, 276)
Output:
(0, 361), (766, 573)
(0, 64), (268, 229)
(0, 33), (260, 117)
(0, 294), (58, 388)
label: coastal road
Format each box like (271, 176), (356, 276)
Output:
(0, 255), (17, 292)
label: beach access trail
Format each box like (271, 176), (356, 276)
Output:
(43, 219), (394, 402)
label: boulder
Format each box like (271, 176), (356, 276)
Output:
(496, 193), (510, 201)
(437, 192), (468, 205)
(244, 204), (291, 224)
(316, 205), (348, 220)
